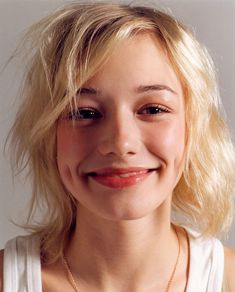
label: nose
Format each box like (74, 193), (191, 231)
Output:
(97, 111), (142, 157)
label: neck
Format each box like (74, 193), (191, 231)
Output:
(65, 205), (183, 291)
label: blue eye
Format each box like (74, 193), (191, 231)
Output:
(138, 105), (169, 115)
(67, 108), (102, 120)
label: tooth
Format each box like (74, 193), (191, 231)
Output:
(111, 172), (145, 178)
(120, 173), (134, 177)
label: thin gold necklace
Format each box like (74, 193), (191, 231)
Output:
(62, 225), (181, 292)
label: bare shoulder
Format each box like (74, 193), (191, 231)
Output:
(0, 249), (4, 292)
(224, 246), (235, 290)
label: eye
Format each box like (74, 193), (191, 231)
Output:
(66, 108), (102, 120)
(138, 104), (170, 115)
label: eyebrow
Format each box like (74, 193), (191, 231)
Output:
(76, 84), (177, 96)
(135, 84), (177, 95)
(76, 87), (98, 95)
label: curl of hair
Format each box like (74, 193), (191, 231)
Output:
(7, 2), (235, 264)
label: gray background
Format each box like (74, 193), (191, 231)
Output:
(0, 0), (234, 249)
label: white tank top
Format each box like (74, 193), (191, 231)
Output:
(3, 227), (224, 292)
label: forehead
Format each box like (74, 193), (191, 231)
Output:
(83, 33), (183, 98)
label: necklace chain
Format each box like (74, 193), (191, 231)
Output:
(62, 255), (80, 292)
(62, 224), (181, 292)
(165, 224), (180, 292)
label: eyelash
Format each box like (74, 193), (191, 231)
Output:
(66, 104), (170, 121)
(137, 104), (170, 115)
(66, 108), (102, 120)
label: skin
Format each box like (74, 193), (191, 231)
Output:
(55, 33), (188, 291)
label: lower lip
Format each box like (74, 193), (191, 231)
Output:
(88, 171), (154, 188)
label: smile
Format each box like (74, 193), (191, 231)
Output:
(87, 168), (157, 188)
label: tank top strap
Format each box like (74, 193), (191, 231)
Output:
(3, 235), (42, 292)
(185, 227), (224, 292)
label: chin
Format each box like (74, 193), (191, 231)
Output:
(107, 210), (152, 221)
(93, 197), (167, 222)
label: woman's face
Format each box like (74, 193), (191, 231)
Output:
(57, 33), (186, 221)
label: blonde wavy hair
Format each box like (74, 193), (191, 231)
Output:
(7, 2), (235, 264)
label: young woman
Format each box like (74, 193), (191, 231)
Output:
(0, 2), (235, 291)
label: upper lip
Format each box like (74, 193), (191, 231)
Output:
(87, 167), (158, 176)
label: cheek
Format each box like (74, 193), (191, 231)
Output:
(56, 123), (96, 195)
(57, 123), (92, 161)
(145, 119), (186, 163)
(57, 125), (75, 163)
(56, 123), (91, 169)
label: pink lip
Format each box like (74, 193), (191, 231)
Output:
(87, 168), (157, 188)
